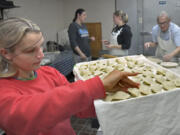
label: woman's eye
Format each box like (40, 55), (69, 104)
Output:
(25, 49), (35, 53)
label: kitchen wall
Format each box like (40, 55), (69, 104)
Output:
(6, 0), (64, 42)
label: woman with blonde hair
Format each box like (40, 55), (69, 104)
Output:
(103, 10), (132, 56)
(0, 18), (139, 135)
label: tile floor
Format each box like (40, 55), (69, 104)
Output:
(0, 117), (98, 135)
(71, 116), (98, 135)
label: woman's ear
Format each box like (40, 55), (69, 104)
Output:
(0, 48), (13, 60)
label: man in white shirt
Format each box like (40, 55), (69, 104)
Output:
(144, 11), (180, 61)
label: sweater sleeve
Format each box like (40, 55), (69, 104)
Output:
(117, 27), (132, 49)
(51, 67), (103, 118)
(0, 77), (105, 135)
(68, 23), (78, 49)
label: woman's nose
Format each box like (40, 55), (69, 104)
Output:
(37, 47), (44, 59)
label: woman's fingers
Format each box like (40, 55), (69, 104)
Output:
(102, 70), (125, 91)
(102, 40), (110, 45)
(118, 84), (129, 92)
(121, 72), (139, 77)
(119, 82), (131, 89)
(102, 71), (139, 92)
(105, 45), (111, 48)
(108, 85), (128, 93)
(120, 77), (140, 88)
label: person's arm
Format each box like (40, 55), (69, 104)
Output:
(74, 46), (87, 59)
(105, 44), (122, 49)
(0, 77), (105, 135)
(144, 25), (158, 49)
(144, 42), (158, 49)
(163, 46), (180, 61)
(68, 24), (78, 49)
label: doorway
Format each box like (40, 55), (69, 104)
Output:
(85, 22), (102, 59)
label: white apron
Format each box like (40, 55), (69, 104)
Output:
(108, 28), (128, 56)
(156, 30), (178, 61)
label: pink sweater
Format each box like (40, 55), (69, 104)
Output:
(0, 66), (105, 135)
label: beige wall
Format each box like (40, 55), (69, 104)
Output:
(63, 0), (115, 41)
(7, 0), (64, 42)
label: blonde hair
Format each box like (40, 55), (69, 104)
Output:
(114, 10), (128, 23)
(0, 17), (41, 77)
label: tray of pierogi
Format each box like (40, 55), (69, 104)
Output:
(73, 55), (180, 100)
(73, 55), (180, 135)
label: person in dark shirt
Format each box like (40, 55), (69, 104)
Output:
(103, 10), (132, 56)
(68, 8), (95, 63)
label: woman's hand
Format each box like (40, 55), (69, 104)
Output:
(105, 44), (114, 49)
(102, 70), (139, 93)
(90, 36), (95, 41)
(102, 40), (110, 45)
(102, 40), (117, 49)
(80, 53), (87, 60)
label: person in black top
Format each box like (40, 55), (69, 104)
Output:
(103, 10), (132, 56)
(68, 8), (95, 63)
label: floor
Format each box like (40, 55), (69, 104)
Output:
(71, 116), (98, 135)
(0, 117), (98, 135)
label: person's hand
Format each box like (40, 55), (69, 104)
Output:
(80, 54), (87, 60)
(163, 54), (173, 62)
(102, 70), (140, 93)
(144, 42), (151, 49)
(105, 44), (114, 49)
(102, 40), (110, 45)
(90, 36), (95, 41)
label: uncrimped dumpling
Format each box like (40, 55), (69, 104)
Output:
(104, 93), (114, 101)
(104, 91), (130, 101)
(139, 84), (152, 95)
(156, 68), (166, 76)
(165, 72), (176, 81)
(131, 76), (142, 83)
(151, 83), (162, 93)
(111, 91), (131, 100)
(162, 81), (176, 90)
(128, 88), (141, 97)
(143, 77), (153, 85)
(174, 79), (180, 87)
(155, 75), (165, 84)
